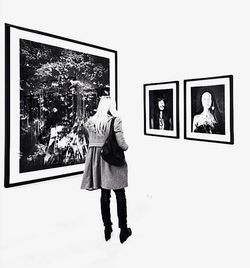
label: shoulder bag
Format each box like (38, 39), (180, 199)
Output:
(101, 117), (125, 166)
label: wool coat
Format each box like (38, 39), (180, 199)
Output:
(80, 116), (128, 190)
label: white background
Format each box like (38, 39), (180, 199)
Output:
(0, 0), (250, 267)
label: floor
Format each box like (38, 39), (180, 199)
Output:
(0, 190), (160, 268)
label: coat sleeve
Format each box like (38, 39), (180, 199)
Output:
(114, 117), (128, 151)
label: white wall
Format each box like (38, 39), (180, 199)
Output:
(1, 0), (250, 267)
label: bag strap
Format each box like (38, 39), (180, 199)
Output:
(108, 117), (115, 137)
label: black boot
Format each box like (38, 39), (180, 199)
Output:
(119, 227), (132, 244)
(104, 226), (113, 241)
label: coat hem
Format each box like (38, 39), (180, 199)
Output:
(81, 185), (128, 191)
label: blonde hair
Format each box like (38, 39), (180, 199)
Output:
(89, 96), (118, 135)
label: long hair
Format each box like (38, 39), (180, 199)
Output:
(198, 90), (225, 134)
(89, 96), (118, 135)
(152, 96), (172, 130)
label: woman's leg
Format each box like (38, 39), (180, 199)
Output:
(100, 188), (112, 227)
(113, 188), (127, 229)
(114, 188), (132, 243)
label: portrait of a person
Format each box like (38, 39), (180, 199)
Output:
(150, 92), (173, 130)
(192, 89), (225, 134)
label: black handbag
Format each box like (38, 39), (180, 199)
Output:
(101, 117), (125, 166)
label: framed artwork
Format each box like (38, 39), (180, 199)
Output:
(5, 23), (117, 187)
(184, 75), (234, 144)
(144, 81), (179, 138)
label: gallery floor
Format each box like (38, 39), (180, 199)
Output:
(1, 170), (246, 268)
(0, 182), (161, 268)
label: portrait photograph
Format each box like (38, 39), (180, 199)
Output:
(144, 81), (179, 138)
(5, 24), (117, 187)
(184, 75), (234, 144)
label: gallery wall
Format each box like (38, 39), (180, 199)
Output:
(1, 0), (250, 267)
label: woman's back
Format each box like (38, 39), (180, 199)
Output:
(80, 96), (131, 243)
(86, 116), (128, 151)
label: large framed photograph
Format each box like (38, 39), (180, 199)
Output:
(5, 24), (117, 187)
(144, 81), (179, 138)
(184, 75), (234, 144)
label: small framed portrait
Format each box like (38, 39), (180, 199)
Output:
(184, 75), (234, 144)
(144, 81), (179, 138)
(5, 24), (117, 187)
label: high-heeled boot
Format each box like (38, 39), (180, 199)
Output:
(119, 227), (132, 243)
(104, 226), (113, 241)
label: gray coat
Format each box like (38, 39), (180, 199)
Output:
(80, 116), (128, 190)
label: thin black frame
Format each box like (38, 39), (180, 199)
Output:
(5, 23), (118, 187)
(184, 75), (234, 144)
(144, 81), (179, 139)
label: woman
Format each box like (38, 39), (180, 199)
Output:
(192, 91), (224, 134)
(81, 96), (132, 244)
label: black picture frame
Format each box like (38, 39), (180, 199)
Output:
(5, 23), (118, 187)
(184, 75), (234, 144)
(144, 81), (179, 139)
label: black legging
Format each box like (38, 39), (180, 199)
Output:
(100, 188), (127, 229)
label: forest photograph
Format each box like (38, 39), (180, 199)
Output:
(19, 38), (110, 173)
